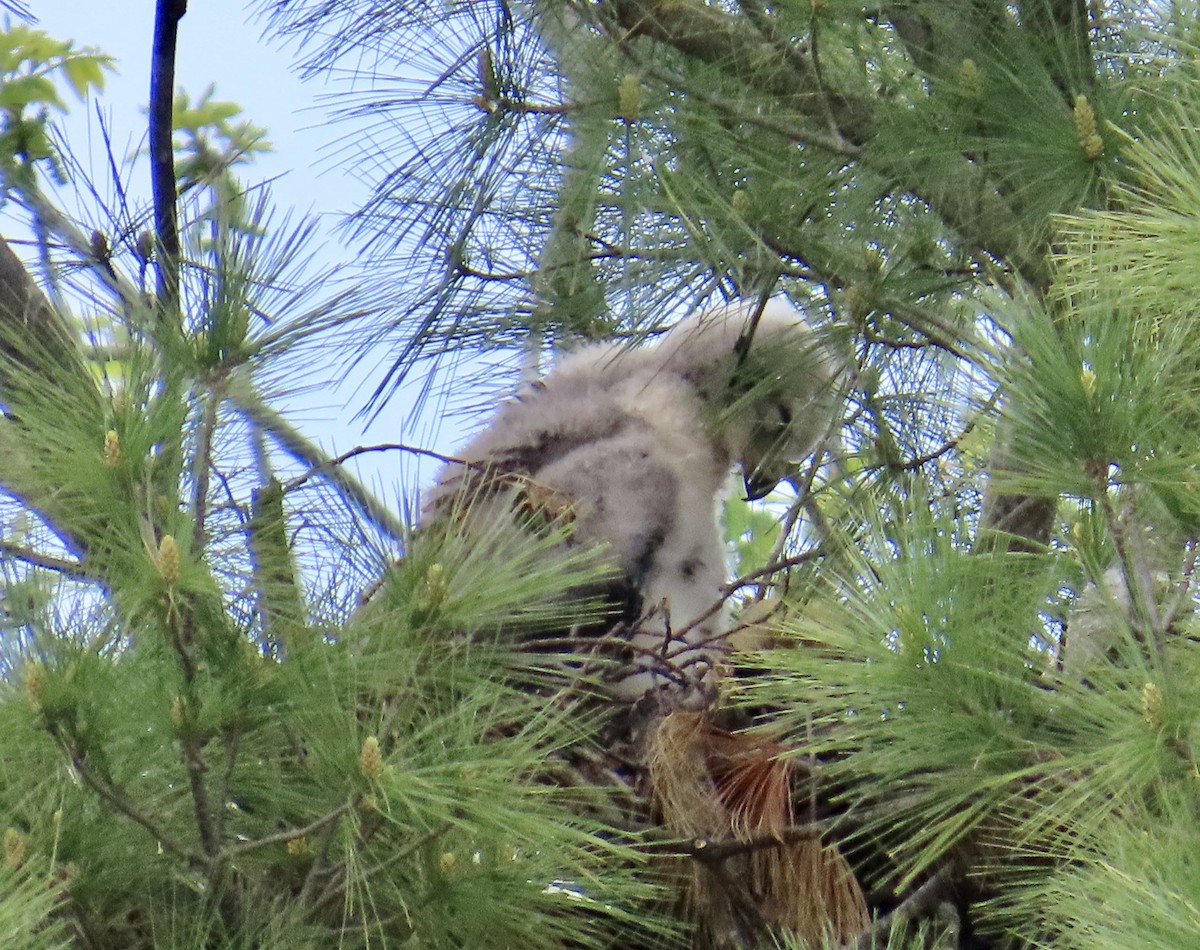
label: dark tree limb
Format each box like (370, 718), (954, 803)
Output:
(52, 724), (206, 871)
(885, 1), (1008, 81)
(150, 0), (188, 308)
(0, 2), (32, 22)
(0, 539), (88, 577)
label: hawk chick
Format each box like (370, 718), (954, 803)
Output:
(424, 299), (838, 703)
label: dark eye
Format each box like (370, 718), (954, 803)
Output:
(776, 403), (793, 427)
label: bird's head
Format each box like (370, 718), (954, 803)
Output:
(657, 299), (842, 500)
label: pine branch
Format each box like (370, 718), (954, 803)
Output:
(190, 388), (219, 551)
(0, 235), (94, 556)
(679, 821), (830, 863)
(53, 725), (205, 871)
(307, 821), (454, 918)
(885, 2), (1005, 79)
(1098, 482), (1165, 662)
(162, 595), (221, 861)
(1161, 538), (1198, 634)
(14, 184), (143, 309)
(248, 476), (308, 648)
(723, 551), (824, 597)
(604, 0), (870, 138)
(0, 233), (82, 376)
(598, 0), (1051, 287)
(0, 539), (89, 577)
(527, 3), (617, 339)
(226, 379), (408, 544)
(294, 805), (344, 906)
(214, 726), (239, 848)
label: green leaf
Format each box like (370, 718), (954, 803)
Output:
(60, 54), (112, 100)
(0, 75), (62, 113)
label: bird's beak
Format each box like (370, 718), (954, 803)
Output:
(743, 470), (779, 502)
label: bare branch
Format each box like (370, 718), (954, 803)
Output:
(283, 442), (465, 495)
(665, 821), (833, 864)
(150, 0), (188, 307)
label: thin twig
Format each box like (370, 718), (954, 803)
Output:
(888, 425), (974, 473)
(527, 548), (827, 688)
(679, 821), (830, 863)
(475, 93), (575, 116)
(213, 726), (240, 847)
(756, 434), (837, 603)
(221, 800), (353, 860)
(636, 549), (824, 659)
(724, 550), (824, 596)
(757, 494), (806, 602)
(283, 443), (466, 495)
(296, 804), (348, 906)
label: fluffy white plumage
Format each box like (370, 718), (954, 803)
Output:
(423, 299), (838, 703)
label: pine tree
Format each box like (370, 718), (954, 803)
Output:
(256, 1), (1200, 947)
(0, 10), (665, 949)
(5, 1), (1200, 948)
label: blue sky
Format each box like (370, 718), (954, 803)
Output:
(35, 1), (353, 229)
(22, 2), (453, 507)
